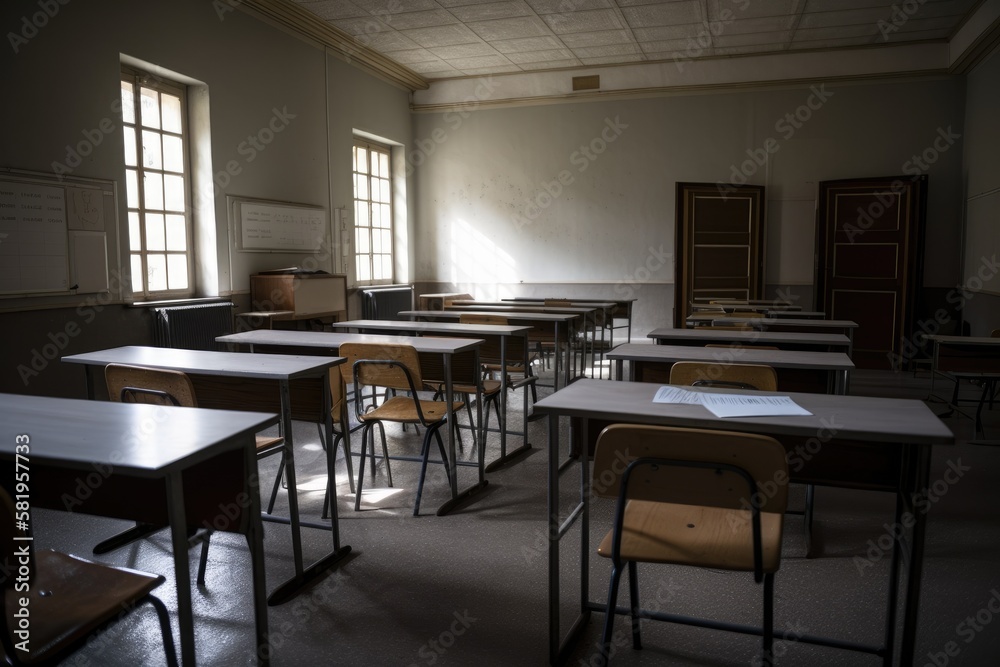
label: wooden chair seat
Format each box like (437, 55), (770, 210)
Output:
(3, 550), (167, 665)
(597, 500), (783, 573)
(360, 396), (464, 424)
(255, 434), (284, 454)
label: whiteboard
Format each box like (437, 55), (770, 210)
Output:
(232, 197), (328, 252)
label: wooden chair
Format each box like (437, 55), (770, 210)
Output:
(102, 363), (285, 583)
(339, 343), (463, 516)
(592, 424), (787, 666)
(459, 314), (539, 403)
(668, 361), (777, 391)
(0, 487), (178, 666)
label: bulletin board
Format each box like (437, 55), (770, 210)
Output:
(229, 195), (328, 252)
(0, 168), (116, 296)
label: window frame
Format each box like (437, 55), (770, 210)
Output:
(121, 65), (194, 299)
(352, 138), (394, 286)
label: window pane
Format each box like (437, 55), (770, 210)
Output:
(162, 135), (184, 173)
(142, 130), (162, 170)
(379, 152), (389, 178)
(123, 126), (137, 167)
(165, 214), (187, 251)
(121, 81), (135, 124)
(381, 229), (391, 254)
(379, 254), (392, 281)
(128, 212), (141, 252)
(356, 147), (368, 174)
(125, 169), (139, 207)
(167, 254), (188, 289)
(370, 203), (381, 227)
(378, 204), (390, 227)
(371, 227), (381, 253)
(355, 255), (371, 282)
(355, 201), (369, 228)
(131, 254), (144, 293)
(161, 94), (182, 133)
(145, 213), (165, 251)
(140, 87), (160, 129)
(147, 253), (167, 291)
(377, 178), (389, 203)
(355, 174), (368, 201)
(355, 227), (369, 254)
(144, 173), (163, 210)
(163, 174), (185, 212)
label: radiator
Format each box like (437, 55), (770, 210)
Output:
(360, 285), (413, 320)
(152, 301), (234, 350)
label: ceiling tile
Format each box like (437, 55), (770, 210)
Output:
(714, 30), (792, 47)
(383, 10), (461, 30)
(333, 16), (392, 35)
(350, 0), (439, 12)
(580, 53), (645, 65)
(525, 0), (612, 13)
(640, 37), (702, 53)
(399, 23), (484, 47)
(560, 29), (635, 47)
(491, 35), (565, 52)
(447, 54), (517, 69)
(632, 24), (711, 41)
(381, 48), (442, 64)
(505, 47), (577, 63)
(448, 1), (534, 22)
(429, 42), (502, 58)
(406, 59), (460, 74)
(519, 58), (582, 69)
(708, 0), (801, 21)
(541, 9), (625, 34)
(715, 15), (799, 34)
(363, 30), (423, 51)
(622, 1), (703, 28)
(466, 16), (553, 41)
(798, 7), (896, 28)
(573, 42), (643, 58)
(460, 64), (525, 75)
(294, 1), (367, 20)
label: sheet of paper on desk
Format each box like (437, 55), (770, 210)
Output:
(652, 386), (705, 404)
(699, 393), (813, 418)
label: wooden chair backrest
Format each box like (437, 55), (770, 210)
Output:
(339, 342), (422, 392)
(669, 361), (778, 392)
(592, 424), (788, 513)
(105, 363), (198, 407)
(417, 337), (481, 387)
(991, 329), (1000, 338)
(459, 313), (508, 326)
(329, 366), (347, 426)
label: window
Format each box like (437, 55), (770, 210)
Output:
(121, 68), (192, 297)
(353, 139), (393, 285)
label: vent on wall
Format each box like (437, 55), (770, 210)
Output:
(572, 75), (600, 91)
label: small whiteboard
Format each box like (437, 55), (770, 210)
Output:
(232, 197), (328, 252)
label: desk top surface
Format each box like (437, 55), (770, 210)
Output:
(400, 309), (579, 323)
(927, 335), (1000, 345)
(648, 328), (852, 346)
(329, 319), (531, 336)
(0, 393), (277, 474)
(452, 300), (616, 309)
(62, 345), (344, 379)
(218, 330), (484, 354)
(445, 303), (596, 315)
(687, 311), (825, 320)
(720, 318), (859, 328)
(607, 343), (855, 371)
(534, 379), (952, 445)
(504, 297), (636, 305)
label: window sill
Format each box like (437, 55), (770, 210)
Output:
(129, 297), (232, 308)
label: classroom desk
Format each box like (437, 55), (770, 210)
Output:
(445, 303), (599, 378)
(326, 319), (533, 471)
(925, 335), (1000, 435)
(216, 330), (488, 515)
(504, 297), (637, 345)
(0, 393), (278, 666)
(61, 345), (350, 606)
(648, 327), (852, 352)
(606, 343), (854, 394)
(706, 318), (859, 356)
(400, 309), (580, 390)
(534, 379), (953, 666)
(687, 309), (826, 319)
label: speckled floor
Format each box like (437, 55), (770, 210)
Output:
(27, 366), (1000, 666)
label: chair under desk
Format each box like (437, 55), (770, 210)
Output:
(533, 379), (954, 666)
(327, 319), (534, 471)
(0, 393), (278, 666)
(607, 343), (854, 395)
(61, 345), (351, 606)
(400, 309), (580, 390)
(216, 329), (489, 515)
(504, 296), (637, 346)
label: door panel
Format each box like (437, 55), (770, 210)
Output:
(816, 176), (926, 369)
(675, 183), (765, 328)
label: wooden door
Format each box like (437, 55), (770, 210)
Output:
(815, 176), (927, 370)
(674, 183), (766, 328)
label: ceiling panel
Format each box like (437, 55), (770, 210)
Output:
(292, 0), (982, 81)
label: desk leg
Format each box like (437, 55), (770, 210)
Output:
(166, 471), (196, 666)
(898, 443), (933, 666)
(485, 337), (531, 472)
(243, 441), (270, 666)
(615, 359), (624, 382)
(437, 351), (489, 515)
(554, 323), (563, 391)
(269, 379), (351, 605)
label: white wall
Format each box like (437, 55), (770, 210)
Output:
(411, 77), (966, 335)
